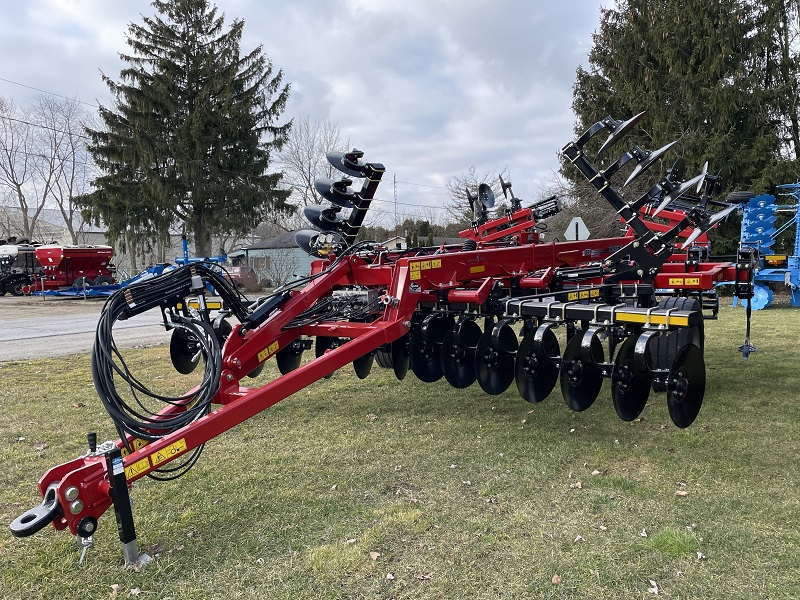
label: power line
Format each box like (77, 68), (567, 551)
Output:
(0, 76), (100, 108)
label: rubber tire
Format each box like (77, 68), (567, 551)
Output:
(650, 297), (703, 390)
(375, 346), (393, 368)
(73, 277), (94, 288)
(726, 191), (756, 203)
(93, 275), (113, 285)
(10, 284), (24, 296)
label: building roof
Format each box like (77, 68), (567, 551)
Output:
(245, 231), (302, 250)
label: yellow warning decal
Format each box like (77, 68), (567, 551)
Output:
(125, 457), (151, 480)
(150, 438), (188, 467)
(567, 289), (601, 301)
(257, 340), (281, 363)
(120, 437), (149, 458)
(410, 270), (421, 280)
(470, 265), (486, 274)
(685, 277), (700, 286)
(668, 278), (684, 285)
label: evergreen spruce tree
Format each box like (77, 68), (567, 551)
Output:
(569, 0), (786, 252)
(81, 0), (291, 257)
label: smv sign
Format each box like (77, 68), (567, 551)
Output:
(564, 216), (590, 241)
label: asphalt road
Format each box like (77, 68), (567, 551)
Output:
(0, 295), (170, 362)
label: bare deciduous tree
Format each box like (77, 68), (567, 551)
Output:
(278, 116), (350, 231)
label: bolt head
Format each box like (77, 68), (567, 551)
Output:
(64, 486), (80, 502)
(69, 500), (84, 515)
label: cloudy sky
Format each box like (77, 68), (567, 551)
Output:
(0, 0), (609, 226)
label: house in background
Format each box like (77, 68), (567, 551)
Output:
(238, 231), (315, 287)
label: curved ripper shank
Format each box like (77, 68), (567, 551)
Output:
(11, 114), (755, 564)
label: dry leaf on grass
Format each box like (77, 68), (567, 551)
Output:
(551, 575), (562, 584)
(647, 579), (659, 594)
(370, 551), (380, 560)
(110, 584), (120, 600)
(386, 573), (395, 580)
(675, 490), (689, 497)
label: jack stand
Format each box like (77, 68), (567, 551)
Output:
(738, 291), (756, 360)
(105, 449), (152, 568)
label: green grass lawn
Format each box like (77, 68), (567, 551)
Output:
(1, 304), (799, 599)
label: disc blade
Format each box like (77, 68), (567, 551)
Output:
(410, 327), (443, 383)
(170, 328), (200, 374)
(276, 342), (304, 375)
(295, 229), (319, 255)
(667, 157), (686, 183)
(560, 330), (604, 411)
(515, 324), (560, 403)
(315, 336), (343, 379)
(597, 111), (646, 156)
(314, 178), (354, 208)
(304, 204), (343, 232)
(611, 335), (652, 421)
(666, 343), (705, 428)
(652, 173), (705, 217)
(327, 150), (367, 178)
(478, 183), (496, 209)
(475, 325), (518, 395)
(697, 161), (709, 193)
(624, 140), (678, 187)
(392, 336), (410, 380)
(441, 319), (482, 388)
(353, 352), (374, 379)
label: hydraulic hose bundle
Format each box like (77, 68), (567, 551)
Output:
(91, 264), (245, 478)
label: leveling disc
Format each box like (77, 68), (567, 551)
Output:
(515, 324), (560, 403)
(170, 328), (201, 375)
(475, 322), (518, 395)
(560, 330), (604, 411)
(611, 335), (652, 421)
(392, 336), (410, 380)
(666, 343), (705, 428)
(276, 340), (305, 375)
(441, 319), (482, 388)
(353, 352), (375, 379)
(315, 336), (343, 379)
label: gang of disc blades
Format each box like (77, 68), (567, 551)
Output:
(276, 341), (304, 375)
(170, 328), (200, 375)
(559, 330), (604, 412)
(667, 343), (705, 428)
(611, 335), (652, 421)
(315, 336), (343, 379)
(353, 352), (375, 379)
(475, 324), (518, 396)
(515, 324), (560, 403)
(441, 319), (482, 388)
(392, 336), (410, 380)
(410, 315), (451, 382)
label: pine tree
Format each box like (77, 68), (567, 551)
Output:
(80, 0), (291, 257)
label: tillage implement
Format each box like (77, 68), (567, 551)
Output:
(10, 113), (756, 564)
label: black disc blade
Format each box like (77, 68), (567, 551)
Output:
(475, 327), (517, 396)
(410, 326), (444, 383)
(170, 328), (200, 374)
(560, 330), (604, 411)
(314, 177), (355, 208)
(611, 335), (652, 421)
(353, 352), (374, 379)
(441, 320), (482, 388)
(515, 325), (560, 403)
(327, 150), (367, 178)
(276, 343), (304, 375)
(392, 336), (410, 380)
(315, 336), (342, 379)
(667, 343), (705, 428)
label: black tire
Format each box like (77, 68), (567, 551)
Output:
(93, 275), (113, 286)
(650, 297), (703, 390)
(73, 276), (94, 288)
(10, 284), (24, 296)
(375, 346), (393, 368)
(725, 191), (756, 204)
(0, 286), (5, 296)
